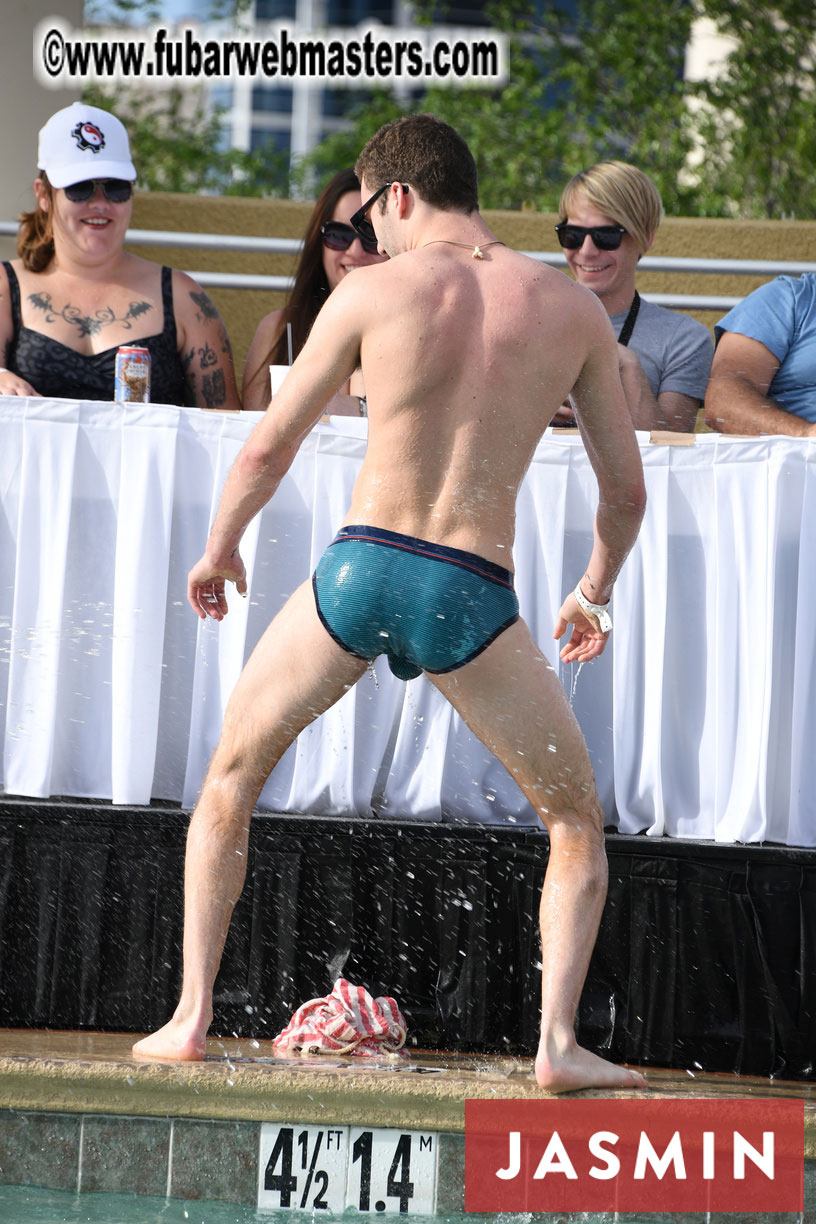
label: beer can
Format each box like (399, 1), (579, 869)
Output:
(114, 346), (151, 403)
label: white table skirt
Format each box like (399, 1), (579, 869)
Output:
(1, 397), (814, 845)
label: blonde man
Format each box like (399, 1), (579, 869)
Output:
(554, 161), (712, 432)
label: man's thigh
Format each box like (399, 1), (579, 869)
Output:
(427, 618), (601, 827)
(218, 579), (368, 770)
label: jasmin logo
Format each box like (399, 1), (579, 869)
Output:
(497, 1125), (773, 1181)
(465, 1098), (804, 1212)
(71, 120), (105, 154)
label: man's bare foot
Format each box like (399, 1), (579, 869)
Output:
(132, 1017), (207, 1062)
(535, 1044), (649, 1093)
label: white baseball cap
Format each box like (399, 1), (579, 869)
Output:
(38, 102), (137, 189)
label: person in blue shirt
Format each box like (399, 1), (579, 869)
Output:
(705, 274), (816, 436)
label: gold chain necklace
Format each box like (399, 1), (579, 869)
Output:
(420, 239), (505, 260)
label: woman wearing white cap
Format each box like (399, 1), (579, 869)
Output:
(0, 102), (241, 409)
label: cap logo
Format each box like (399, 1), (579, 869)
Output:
(71, 120), (105, 154)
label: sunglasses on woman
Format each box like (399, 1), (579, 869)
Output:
(63, 179), (134, 204)
(321, 220), (380, 256)
(555, 223), (626, 251)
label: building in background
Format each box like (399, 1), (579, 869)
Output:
(216, 0), (492, 172)
(4, 0), (762, 216)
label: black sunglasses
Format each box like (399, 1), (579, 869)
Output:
(350, 182), (409, 244)
(321, 220), (380, 256)
(63, 179), (134, 204)
(555, 223), (626, 251)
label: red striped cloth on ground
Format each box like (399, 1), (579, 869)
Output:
(272, 978), (408, 1057)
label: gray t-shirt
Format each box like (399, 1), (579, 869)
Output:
(610, 298), (714, 401)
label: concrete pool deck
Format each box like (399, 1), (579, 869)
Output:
(1, 1030), (815, 1215)
(1, 1029), (815, 1137)
(0, 1023), (812, 1126)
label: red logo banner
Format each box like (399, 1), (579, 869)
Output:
(465, 1098), (803, 1212)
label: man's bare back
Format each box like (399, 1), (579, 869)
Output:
(277, 236), (632, 571)
(133, 116), (647, 1093)
(353, 246), (611, 556)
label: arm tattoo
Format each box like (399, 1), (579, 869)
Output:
(28, 292), (152, 339)
(198, 342), (218, 369)
(202, 368), (226, 409)
(189, 290), (219, 322)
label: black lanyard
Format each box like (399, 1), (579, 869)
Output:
(618, 291), (641, 347)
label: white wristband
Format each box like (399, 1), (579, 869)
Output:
(573, 584), (613, 633)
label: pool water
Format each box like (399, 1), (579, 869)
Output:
(0, 1188), (273, 1224)
(0, 1186), (563, 1224)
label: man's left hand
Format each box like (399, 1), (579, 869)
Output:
(553, 592), (610, 662)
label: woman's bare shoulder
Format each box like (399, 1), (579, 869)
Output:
(241, 310), (287, 411)
(250, 309), (285, 346)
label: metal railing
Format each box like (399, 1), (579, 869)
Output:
(3, 221), (814, 309)
(521, 250), (816, 311)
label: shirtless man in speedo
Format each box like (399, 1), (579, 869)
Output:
(134, 114), (648, 1093)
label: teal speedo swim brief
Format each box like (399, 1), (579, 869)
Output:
(312, 524), (520, 682)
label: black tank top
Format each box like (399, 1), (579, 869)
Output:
(3, 262), (189, 406)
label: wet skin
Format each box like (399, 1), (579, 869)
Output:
(134, 175), (647, 1093)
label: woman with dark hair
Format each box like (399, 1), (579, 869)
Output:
(0, 102), (241, 410)
(241, 168), (385, 415)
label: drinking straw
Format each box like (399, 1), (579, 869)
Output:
(287, 323), (293, 365)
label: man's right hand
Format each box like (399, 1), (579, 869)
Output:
(187, 550), (247, 620)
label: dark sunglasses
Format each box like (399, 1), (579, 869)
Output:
(321, 220), (380, 256)
(350, 182), (409, 244)
(63, 179), (134, 204)
(555, 223), (626, 251)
